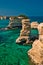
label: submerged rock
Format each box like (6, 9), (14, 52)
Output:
(16, 19), (31, 44)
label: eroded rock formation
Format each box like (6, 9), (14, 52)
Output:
(16, 19), (31, 44)
(31, 22), (39, 29)
(28, 23), (43, 65)
(7, 17), (22, 29)
(38, 23), (43, 35)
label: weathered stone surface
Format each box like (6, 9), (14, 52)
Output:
(28, 38), (43, 65)
(28, 23), (43, 65)
(16, 19), (31, 44)
(20, 19), (30, 36)
(31, 22), (39, 29)
(38, 23), (43, 35)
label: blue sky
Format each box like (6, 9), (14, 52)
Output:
(0, 0), (43, 16)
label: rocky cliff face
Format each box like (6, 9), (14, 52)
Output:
(28, 23), (43, 65)
(16, 19), (31, 44)
(28, 38), (43, 65)
(20, 19), (30, 36)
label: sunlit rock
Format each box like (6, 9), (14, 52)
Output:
(16, 19), (31, 44)
(38, 23), (43, 35)
(31, 21), (39, 29)
(28, 35), (43, 65)
(28, 23), (43, 65)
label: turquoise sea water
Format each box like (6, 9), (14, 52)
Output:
(0, 28), (32, 65)
(0, 20), (9, 28)
(0, 16), (43, 65)
(0, 19), (32, 65)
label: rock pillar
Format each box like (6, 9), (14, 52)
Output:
(16, 19), (31, 44)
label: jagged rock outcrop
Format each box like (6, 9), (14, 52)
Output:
(31, 22), (39, 29)
(28, 23), (43, 65)
(16, 19), (31, 44)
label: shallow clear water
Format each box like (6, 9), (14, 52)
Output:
(0, 16), (42, 65)
(0, 28), (32, 65)
(0, 19), (32, 65)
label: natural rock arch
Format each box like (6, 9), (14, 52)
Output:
(28, 23), (43, 65)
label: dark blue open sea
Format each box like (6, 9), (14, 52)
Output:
(0, 16), (43, 65)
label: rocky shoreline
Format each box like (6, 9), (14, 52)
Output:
(28, 23), (43, 65)
(0, 15), (43, 65)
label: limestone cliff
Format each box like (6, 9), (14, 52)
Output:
(28, 38), (43, 65)
(16, 19), (31, 44)
(28, 23), (43, 65)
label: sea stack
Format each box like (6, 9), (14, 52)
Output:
(28, 23), (43, 65)
(16, 18), (31, 44)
